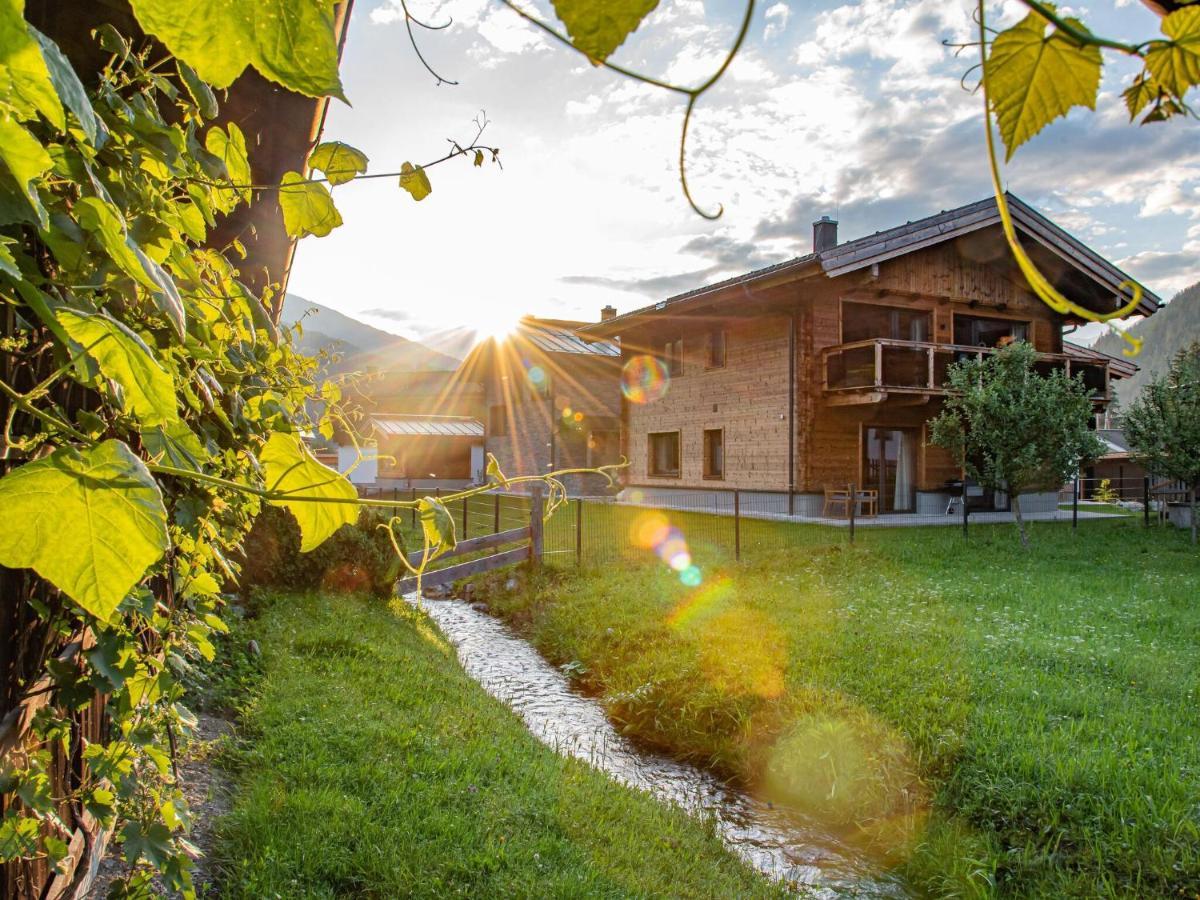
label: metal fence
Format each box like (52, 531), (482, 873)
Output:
(359, 478), (1167, 571)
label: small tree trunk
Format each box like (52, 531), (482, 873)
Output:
(1012, 491), (1028, 548)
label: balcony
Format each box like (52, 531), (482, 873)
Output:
(821, 339), (1110, 406)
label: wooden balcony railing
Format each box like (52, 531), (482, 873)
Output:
(822, 338), (1110, 402)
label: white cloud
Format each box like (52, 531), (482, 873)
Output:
(764, 3), (790, 41)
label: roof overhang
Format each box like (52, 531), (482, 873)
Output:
(583, 194), (1160, 338)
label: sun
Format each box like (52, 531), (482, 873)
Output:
(475, 308), (521, 343)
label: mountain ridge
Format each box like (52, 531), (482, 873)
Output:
(281, 293), (460, 373)
(1094, 281), (1200, 407)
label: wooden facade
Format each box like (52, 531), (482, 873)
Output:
(587, 198), (1157, 512)
(458, 318), (624, 494)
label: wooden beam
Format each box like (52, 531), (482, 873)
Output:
(396, 546), (532, 594)
(405, 525), (530, 568)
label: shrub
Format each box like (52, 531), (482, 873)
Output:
(240, 506), (403, 598)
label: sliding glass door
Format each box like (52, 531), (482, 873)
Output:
(863, 427), (918, 513)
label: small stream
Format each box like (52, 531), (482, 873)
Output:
(411, 596), (908, 897)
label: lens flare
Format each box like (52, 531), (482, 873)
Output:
(621, 355), (670, 404)
(526, 364), (546, 389)
(679, 564), (702, 587)
(630, 510), (671, 549)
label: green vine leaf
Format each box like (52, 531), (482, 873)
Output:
(551, 0), (659, 63)
(398, 162), (431, 202)
(986, 6), (1102, 160)
(205, 123), (252, 202)
(127, 0), (346, 100)
(30, 26), (105, 146)
(418, 497), (456, 559)
(278, 171), (343, 238)
(74, 197), (185, 334)
(59, 308), (178, 426)
(0, 440), (170, 623)
(0, 113), (52, 220)
(142, 421), (210, 471)
(308, 141), (368, 186)
(0, 0), (64, 130)
(260, 432), (357, 551)
(1146, 6), (1200, 100)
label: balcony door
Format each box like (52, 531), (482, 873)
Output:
(863, 427), (918, 513)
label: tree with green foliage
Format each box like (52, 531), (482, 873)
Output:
(931, 343), (1105, 547)
(1124, 343), (1200, 545)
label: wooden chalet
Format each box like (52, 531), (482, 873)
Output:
(458, 315), (624, 494)
(583, 195), (1157, 516)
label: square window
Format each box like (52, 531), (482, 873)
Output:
(648, 431), (680, 477)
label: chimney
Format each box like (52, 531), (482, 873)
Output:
(812, 215), (838, 254)
(600, 304), (617, 322)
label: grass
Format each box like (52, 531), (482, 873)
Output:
(208, 591), (785, 898)
(472, 516), (1200, 897)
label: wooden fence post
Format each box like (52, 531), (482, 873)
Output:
(848, 481), (856, 544)
(410, 487), (417, 528)
(494, 492), (501, 533)
(530, 484), (544, 566)
(1143, 476), (1151, 528)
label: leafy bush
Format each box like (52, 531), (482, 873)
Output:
(240, 506), (403, 598)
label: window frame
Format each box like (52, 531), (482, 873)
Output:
(706, 328), (726, 369)
(662, 338), (684, 377)
(702, 427), (725, 480)
(647, 430), (682, 478)
(488, 403), (508, 437)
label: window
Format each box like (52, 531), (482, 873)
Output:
(488, 404), (507, 437)
(707, 329), (726, 368)
(703, 429), (724, 479)
(648, 431), (680, 477)
(842, 301), (931, 343)
(662, 338), (683, 377)
(953, 315), (1028, 348)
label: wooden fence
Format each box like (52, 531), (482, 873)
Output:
(396, 486), (544, 594)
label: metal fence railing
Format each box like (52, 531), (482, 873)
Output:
(357, 478), (1171, 571)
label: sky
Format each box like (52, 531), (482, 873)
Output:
(286, 0), (1200, 352)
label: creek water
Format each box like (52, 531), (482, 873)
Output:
(411, 596), (909, 897)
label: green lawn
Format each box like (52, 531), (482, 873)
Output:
(473, 517), (1200, 897)
(209, 591), (784, 898)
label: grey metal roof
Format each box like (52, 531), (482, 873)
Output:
(517, 319), (620, 357)
(583, 194), (1161, 334)
(371, 414), (484, 438)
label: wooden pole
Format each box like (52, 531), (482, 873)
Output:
(1143, 475), (1151, 528)
(410, 487), (417, 528)
(848, 481), (856, 544)
(462, 494), (469, 538)
(493, 492), (501, 534)
(530, 484), (544, 566)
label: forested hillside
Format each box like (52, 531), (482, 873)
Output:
(1094, 282), (1200, 405)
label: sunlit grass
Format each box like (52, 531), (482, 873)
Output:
(209, 592), (784, 898)
(476, 519), (1200, 897)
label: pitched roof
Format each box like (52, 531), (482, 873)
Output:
(371, 414), (484, 438)
(583, 194), (1161, 335)
(1063, 340), (1138, 379)
(516, 317), (620, 357)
